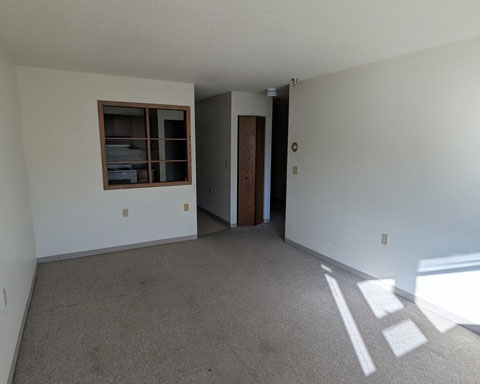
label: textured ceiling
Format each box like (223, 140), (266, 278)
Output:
(1, 0), (480, 99)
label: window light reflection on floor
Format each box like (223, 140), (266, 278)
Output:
(382, 319), (428, 357)
(324, 273), (377, 376)
(357, 279), (404, 319)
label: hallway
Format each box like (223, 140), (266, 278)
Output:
(197, 209), (229, 237)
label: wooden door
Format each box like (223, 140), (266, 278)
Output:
(255, 118), (265, 225)
(238, 116), (265, 226)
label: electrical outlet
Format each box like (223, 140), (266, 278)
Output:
(381, 233), (389, 246)
(122, 208), (129, 217)
(184, 203), (189, 212)
(3, 288), (7, 308)
(292, 166), (298, 175)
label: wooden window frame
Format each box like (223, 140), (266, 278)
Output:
(98, 100), (192, 190)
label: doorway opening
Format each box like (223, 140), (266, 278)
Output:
(270, 87), (289, 237)
(194, 93), (231, 237)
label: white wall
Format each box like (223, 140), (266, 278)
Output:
(195, 93), (232, 222)
(16, 67), (197, 259)
(286, 37), (480, 326)
(0, 44), (36, 383)
(231, 92), (272, 225)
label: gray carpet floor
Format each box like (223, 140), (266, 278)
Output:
(13, 212), (480, 383)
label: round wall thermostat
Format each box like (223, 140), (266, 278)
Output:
(291, 142), (299, 152)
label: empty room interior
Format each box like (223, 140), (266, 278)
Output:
(2, 1), (480, 383)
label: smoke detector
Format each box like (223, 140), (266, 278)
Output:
(266, 88), (277, 97)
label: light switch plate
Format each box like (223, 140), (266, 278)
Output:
(292, 166), (298, 175)
(382, 233), (389, 246)
(122, 208), (128, 217)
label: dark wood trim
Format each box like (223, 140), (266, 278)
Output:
(105, 181), (190, 189)
(145, 107), (153, 183)
(150, 160), (188, 163)
(98, 100), (192, 190)
(149, 137), (187, 141)
(105, 137), (147, 140)
(186, 107), (192, 185)
(98, 102), (109, 190)
(107, 160), (148, 164)
(107, 160), (187, 164)
(98, 100), (188, 111)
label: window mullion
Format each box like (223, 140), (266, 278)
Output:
(145, 107), (153, 184)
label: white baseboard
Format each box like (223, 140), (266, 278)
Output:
(228, 218), (269, 227)
(37, 235), (197, 263)
(285, 237), (479, 335)
(8, 264), (37, 384)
